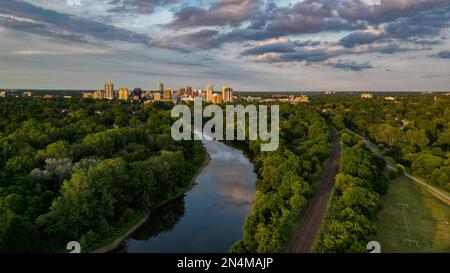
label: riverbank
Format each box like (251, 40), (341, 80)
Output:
(90, 147), (211, 253)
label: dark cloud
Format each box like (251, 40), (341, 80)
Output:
(0, 0), (151, 45)
(0, 16), (86, 43)
(384, 5), (450, 39)
(336, 0), (450, 24)
(280, 49), (331, 63)
(431, 50), (450, 59)
(339, 31), (383, 48)
(264, 0), (365, 35)
(240, 38), (419, 66)
(107, 0), (179, 14)
(167, 0), (262, 29)
(241, 39), (321, 56)
(241, 41), (296, 56)
(163, 0), (450, 49)
(246, 47), (335, 64)
(152, 29), (222, 51)
(329, 60), (373, 71)
(367, 43), (418, 54)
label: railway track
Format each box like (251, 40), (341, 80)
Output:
(285, 124), (341, 253)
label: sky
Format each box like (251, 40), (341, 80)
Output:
(0, 0), (449, 91)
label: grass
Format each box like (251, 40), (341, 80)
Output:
(374, 172), (450, 253)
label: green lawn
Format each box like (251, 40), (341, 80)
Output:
(374, 172), (450, 253)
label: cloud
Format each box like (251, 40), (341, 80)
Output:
(336, 0), (450, 24)
(0, 15), (87, 43)
(384, 5), (450, 39)
(0, 0), (151, 45)
(241, 41), (297, 56)
(152, 29), (222, 51)
(329, 60), (373, 71)
(339, 30), (383, 48)
(246, 48), (334, 64)
(107, 0), (179, 14)
(167, 0), (262, 29)
(239, 37), (421, 67)
(431, 50), (450, 59)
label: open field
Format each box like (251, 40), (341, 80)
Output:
(374, 173), (450, 253)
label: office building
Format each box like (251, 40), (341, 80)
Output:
(118, 88), (130, 100)
(105, 82), (115, 100)
(212, 93), (222, 104)
(157, 82), (164, 94)
(153, 92), (161, 101)
(206, 85), (213, 103)
(178, 88), (186, 97)
(132, 88), (142, 100)
(186, 86), (193, 97)
(163, 89), (173, 100)
(93, 90), (105, 100)
(222, 86), (233, 103)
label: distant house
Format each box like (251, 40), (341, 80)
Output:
(361, 93), (374, 99)
(384, 96), (396, 101)
(0, 91), (12, 97)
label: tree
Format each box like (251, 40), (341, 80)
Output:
(341, 186), (379, 216)
(36, 140), (72, 161)
(332, 114), (345, 130)
(369, 124), (402, 148)
(403, 129), (429, 148)
(5, 155), (36, 175)
(411, 152), (443, 179)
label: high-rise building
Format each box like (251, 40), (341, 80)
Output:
(132, 88), (142, 100)
(157, 82), (164, 93)
(163, 89), (173, 100)
(206, 85), (213, 103)
(93, 90), (105, 100)
(105, 82), (114, 100)
(212, 93), (222, 104)
(222, 86), (233, 103)
(186, 86), (193, 97)
(153, 92), (161, 101)
(178, 88), (186, 97)
(118, 88), (130, 100)
(142, 90), (152, 99)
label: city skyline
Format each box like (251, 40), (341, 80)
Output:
(0, 0), (449, 91)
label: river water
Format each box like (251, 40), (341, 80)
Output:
(114, 139), (257, 253)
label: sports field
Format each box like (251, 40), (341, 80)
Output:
(374, 173), (450, 253)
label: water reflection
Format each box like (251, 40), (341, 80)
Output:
(116, 138), (257, 253)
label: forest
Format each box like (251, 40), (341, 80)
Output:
(230, 103), (331, 253)
(315, 95), (450, 192)
(314, 145), (388, 252)
(0, 97), (206, 252)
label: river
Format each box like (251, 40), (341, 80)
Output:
(114, 138), (257, 253)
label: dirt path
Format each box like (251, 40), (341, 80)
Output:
(285, 124), (341, 253)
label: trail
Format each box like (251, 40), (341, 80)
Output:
(345, 128), (450, 205)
